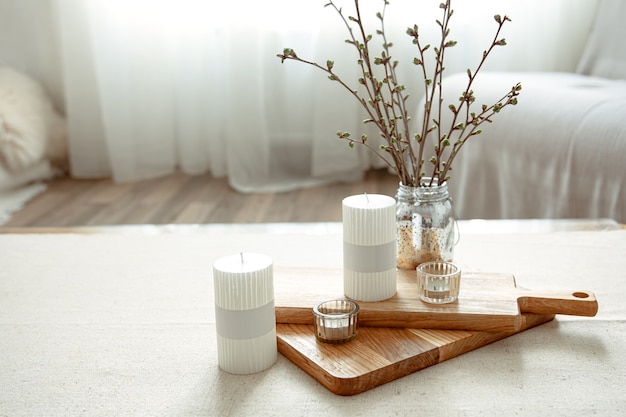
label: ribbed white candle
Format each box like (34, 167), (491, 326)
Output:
(213, 253), (277, 374)
(342, 194), (397, 301)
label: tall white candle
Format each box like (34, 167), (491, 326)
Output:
(342, 193), (397, 301)
(213, 253), (277, 374)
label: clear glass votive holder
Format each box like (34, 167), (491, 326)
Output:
(416, 261), (461, 304)
(313, 299), (360, 344)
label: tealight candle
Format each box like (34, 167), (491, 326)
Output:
(313, 299), (360, 344)
(342, 193), (397, 301)
(213, 253), (277, 374)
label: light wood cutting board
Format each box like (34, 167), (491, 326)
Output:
(276, 312), (554, 395)
(274, 267), (597, 332)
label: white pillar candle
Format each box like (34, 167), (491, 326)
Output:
(342, 193), (397, 302)
(213, 253), (277, 374)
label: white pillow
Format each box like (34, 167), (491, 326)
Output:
(576, 0), (626, 79)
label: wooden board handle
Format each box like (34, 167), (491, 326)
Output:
(517, 290), (598, 317)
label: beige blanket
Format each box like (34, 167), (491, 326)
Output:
(0, 225), (624, 416)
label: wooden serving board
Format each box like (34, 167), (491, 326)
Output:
(276, 312), (554, 396)
(274, 267), (597, 332)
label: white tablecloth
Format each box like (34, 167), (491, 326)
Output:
(0, 224), (624, 416)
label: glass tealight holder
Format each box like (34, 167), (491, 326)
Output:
(416, 261), (461, 304)
(313, 299), (359, 344)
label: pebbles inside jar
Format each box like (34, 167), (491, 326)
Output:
(396, 221), (451, 270)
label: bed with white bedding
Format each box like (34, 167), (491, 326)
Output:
(436, 0), (625, 223)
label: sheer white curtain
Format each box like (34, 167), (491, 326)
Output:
(1, 0), (599, 192)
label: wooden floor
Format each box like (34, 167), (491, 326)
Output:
(2, 169), (398, 227)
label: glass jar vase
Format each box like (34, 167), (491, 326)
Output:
(395, 178), (456, 270)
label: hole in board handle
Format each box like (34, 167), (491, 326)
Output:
(572, 292), (590, 299)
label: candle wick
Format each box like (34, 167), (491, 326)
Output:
(364, 192), (369, 203)
(240, 252), (244, 263)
